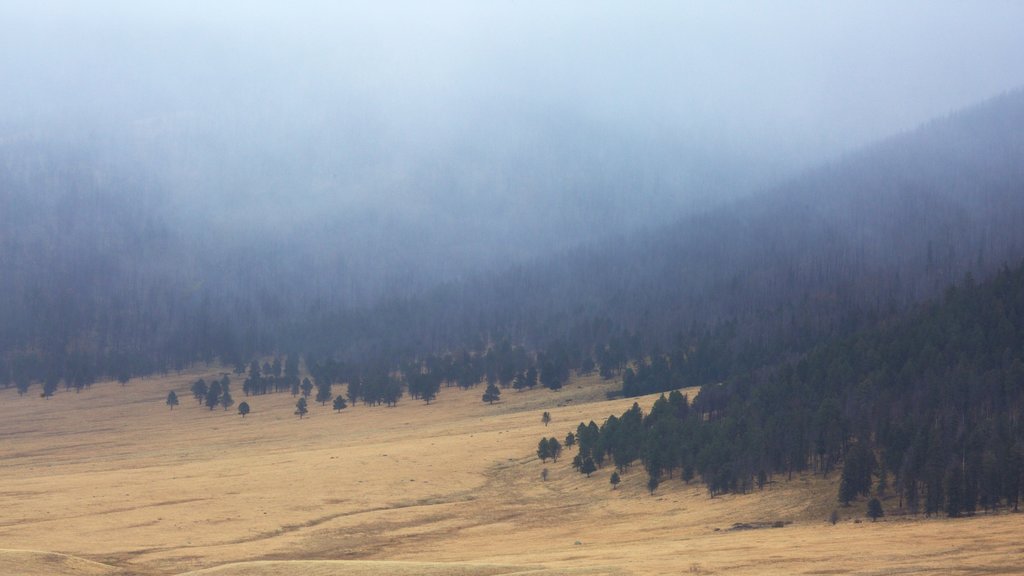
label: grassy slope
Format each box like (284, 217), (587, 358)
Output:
(0, 371), (1020, 575)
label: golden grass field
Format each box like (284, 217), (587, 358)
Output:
(1, 369), (1021, 575)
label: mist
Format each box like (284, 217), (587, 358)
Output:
(3, 1), (1024, 302)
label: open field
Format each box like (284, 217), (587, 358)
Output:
(1, 370), (1021, 575)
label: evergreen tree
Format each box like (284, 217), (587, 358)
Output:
(548, 437), (563, 462)
(581, 457), (597, 477)
(610, 471), (621, 490)
(537, 438), (551, 462)
(565, 432), (576, 448)
(220, 388), (234, 411)
(333, 395), (347, 413)
(301, 377), (314, 398)
(238, 401), (250, 418)
(295, 397), (308, 419)
(166, 391), (179, 410)
(647, 473), (660, 495)
(867, 498), (884, 522)
(542, 411), (551, 427)
(482, 382), (501, 404)
(191, 379), (208, 404)
(316, 381), (333, 405)
(205, 380), (222, 411)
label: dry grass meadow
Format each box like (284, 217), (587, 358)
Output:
(1, 369), (1021, 575)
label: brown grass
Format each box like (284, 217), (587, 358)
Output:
(0, 370), (1021, 575)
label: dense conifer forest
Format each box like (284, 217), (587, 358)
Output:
(557, 262), (1024, 512)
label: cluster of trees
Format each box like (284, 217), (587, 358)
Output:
(188, 375), (235, 412)
(549, 263), (1024, 516)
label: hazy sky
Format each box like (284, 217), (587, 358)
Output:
(4, 1), (1024, 146)
(3, 1), (1024, 237)
(3, 1), (1024, 303)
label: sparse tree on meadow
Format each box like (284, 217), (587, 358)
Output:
(191, 379), (207, 404)
(483, 382), (501, 404)
(611, 471), (621, 490)
(295, 397), (308, 419)
(541, 468), (549, 482)
(333, 395), (347, 413)
(538, 438), (551, 462)
(220, 388), (234, 411)
(238, 401), (250, 418)
(565, 432), (575, 448)
(301, 377), (313, 398)
(166, 391), (179, 410)
(542, 411), (551, 427)
(316, 381), (332, 405)
(548, 437), (562, 462)
(205, 380), (222, 411)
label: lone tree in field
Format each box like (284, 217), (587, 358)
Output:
(295, 397), (308, 419)
(542, 411), (551, 427)
(482, 382), (501, 404)
(238, 401), (250, 418)
(541, 468), (549, 482)
(610, 471), (621, 490)
(333, 395), (347, 413)
(565, 432), (575, 448)
(166, 391), (179, 410)
(537, 438), (551, 462)
(867, 498), (884, 522)
(300, 377), (313, 398)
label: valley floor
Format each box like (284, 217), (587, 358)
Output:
(0, 371), (1020, 575)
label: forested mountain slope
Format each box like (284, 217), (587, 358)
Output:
(300, 89), (1024, 376)
(564, 259), (1024, 516)
(3, 89), (1024, 391)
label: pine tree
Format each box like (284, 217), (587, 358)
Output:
(220, 389), (234, 411)
(647, 473), (660, 495)
(166, 391), (179, 410)
(238, 401), (250, 418)
(295, 397), (308, 419)
(191, 379), (208, 404)
(581, 457), (597, 478)
(610, 471), (621, 490)
(482, 381), (501, 404)
(205, 381), (222, 411)
(301, 377), (313, 398)
(548, 438), (563, 462)
(867, 498), (884, 522)
(316, 381), (332, 405)
(333, 395), (347, 413)
(542, 411), (551, 427)
(537, 438), (551, 462)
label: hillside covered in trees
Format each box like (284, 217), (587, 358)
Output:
(3, 90), (1024, 398)
(557, 261), (1024, 515)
